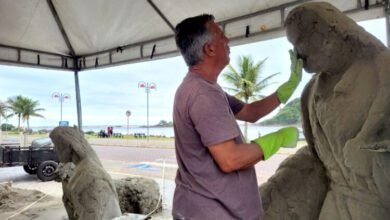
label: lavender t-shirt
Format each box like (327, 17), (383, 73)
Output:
(172, 72), (263, 220)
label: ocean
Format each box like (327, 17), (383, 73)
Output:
(31, 124), (304, 140)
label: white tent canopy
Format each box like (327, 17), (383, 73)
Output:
(0, 0), (388, 128)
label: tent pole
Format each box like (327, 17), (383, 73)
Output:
(74, 69), (83, 130)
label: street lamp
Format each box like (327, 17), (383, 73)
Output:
(126, 110), (131, 135)
(138, 81), (156, 140)
(52, 92), (71, 122)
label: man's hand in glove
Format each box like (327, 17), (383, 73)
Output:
(276, 49), (303, 104)
(252, 127), (299, 160)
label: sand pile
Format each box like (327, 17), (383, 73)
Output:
(0, 182), (63, 219)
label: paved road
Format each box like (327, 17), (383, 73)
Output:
(92, 145), (289, 184)
(0, 144), (291, 219)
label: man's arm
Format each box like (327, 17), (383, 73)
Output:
(235, 93), (280, 123)
(232, 50), (302, 123)
(208, 139), (263, 173)
(208, 127), (299, 173)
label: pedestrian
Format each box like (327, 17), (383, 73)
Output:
(172, 14), (303, 219)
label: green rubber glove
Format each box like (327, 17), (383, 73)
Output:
(276, 49), (303, 103)
(251, 127), (299, 160)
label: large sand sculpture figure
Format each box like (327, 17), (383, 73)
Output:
(260, 2), (390, 219)
(50, 127), (121, 220)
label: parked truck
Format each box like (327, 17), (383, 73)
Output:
(0, 137), (59, 181)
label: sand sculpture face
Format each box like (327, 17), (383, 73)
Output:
(50, 127), (88, 163)
(285, 2), (384, 74)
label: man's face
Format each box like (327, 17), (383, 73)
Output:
(207, 21), (230, 67)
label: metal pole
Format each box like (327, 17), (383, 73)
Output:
(74, 70), (83, 130)
(60, 94), (63, 121)
(146, 83), (150, 141)
(127, 116), (129, 135)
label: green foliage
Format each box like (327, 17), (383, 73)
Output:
(1, 123), (15, 131)
(261, 98), (301, 125)
(222, 56), (279, 102)
(7, 95), (45, 129)
(84, 130), (96, 135)
(38, 129), (49, 134)
(155, 120), (173, 127)
(222, 55), (279, 140)
(0, 101), (10, 119)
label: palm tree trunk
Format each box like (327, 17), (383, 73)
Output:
(244, 98), (248, 142)
(18, 114), (21, 130)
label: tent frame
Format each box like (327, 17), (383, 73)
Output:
(2, 0), (389, 130)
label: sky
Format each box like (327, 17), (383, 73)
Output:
(0, 18), (386, 128)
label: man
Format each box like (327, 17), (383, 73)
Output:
(173, 14), (303, 219)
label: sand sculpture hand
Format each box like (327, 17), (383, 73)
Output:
(276, 49), (303, 103)
(252, 127), (299, 160)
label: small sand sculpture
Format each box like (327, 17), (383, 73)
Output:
(50, 127), (121, 220)
(114, 177), (162, 215)
(260, 2), (390, 219)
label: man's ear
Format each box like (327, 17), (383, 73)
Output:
(203, 42), (216, 57)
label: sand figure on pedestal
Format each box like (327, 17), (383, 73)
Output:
(260, 2), (390, 219)
(50, 127), (121, 220)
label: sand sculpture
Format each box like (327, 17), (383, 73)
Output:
(259, 2), (390, 219)
(50, 127), (121, 220)
(114, 177), (161, 214)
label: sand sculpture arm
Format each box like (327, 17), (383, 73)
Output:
(74, 177), (121, 220)
(259, 147), (328, 219)
(300, 78), (317, 155)
(346, 51), (390, 153)
(259, 79), (328, 219)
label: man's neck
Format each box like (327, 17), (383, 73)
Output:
(189, 63), (221, 83)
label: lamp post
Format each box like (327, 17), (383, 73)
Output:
(138, 82), (156, 140)
(126, 110), (131, 135)
(52, 92), (71, 122)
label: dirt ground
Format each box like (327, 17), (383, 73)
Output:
(0, 167), (174, 220)
(0, 175), (67, 220)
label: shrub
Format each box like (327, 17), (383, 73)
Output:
(84, 130), (96, 135)
(1, 123), (15, 131)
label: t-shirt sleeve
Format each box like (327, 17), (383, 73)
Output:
(189, 90), (241, 147)
(225, 93), (245, 115)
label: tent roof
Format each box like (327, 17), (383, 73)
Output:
(0, 0), (386, 71)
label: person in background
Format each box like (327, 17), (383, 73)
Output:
(172, 14), (303, 219)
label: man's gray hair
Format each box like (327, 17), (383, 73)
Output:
(175, 14), (215, 66)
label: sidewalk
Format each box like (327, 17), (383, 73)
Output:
(87, 137), (307, 155)
(3, 134), (305, 153)
(87, 138), (175, 148)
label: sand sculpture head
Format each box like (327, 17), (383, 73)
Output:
(50, 126), (93, 165)
(285, 2), (385, 74)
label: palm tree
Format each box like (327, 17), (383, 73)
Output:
(7, 95), (25, 129)
(21, 98), (45, 129)
(222, 55), (279, 140)
(0, 100), (11, 131)
(7, 96), (45, 129)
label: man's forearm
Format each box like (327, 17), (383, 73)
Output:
(236, 93), (280, 123)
